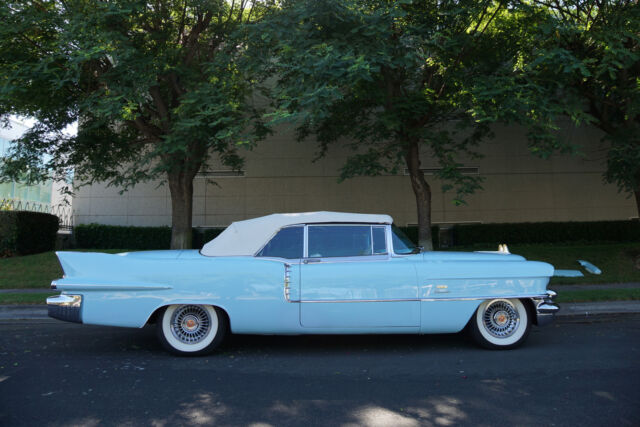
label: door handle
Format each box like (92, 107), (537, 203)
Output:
(303, 258), (322, 264)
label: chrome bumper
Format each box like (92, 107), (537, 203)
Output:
(533, 290), (559, 327)
(47, 294), (82, 324)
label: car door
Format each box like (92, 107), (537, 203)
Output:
(300, 224), (419, 328)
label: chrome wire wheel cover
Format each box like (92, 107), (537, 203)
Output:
(170, 305), (212, 345)
(481, 300), (520, 338)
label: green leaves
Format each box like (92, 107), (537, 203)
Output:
(253, 0), (515, 198)
(0, 0), (268, 189)
(520, 1), (640, 205)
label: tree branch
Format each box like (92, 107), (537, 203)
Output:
(128, 117), (162, 142)
(182, 11), (213, 66)
(149, 85), (171, 131)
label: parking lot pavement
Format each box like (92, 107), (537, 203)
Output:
(0, 315), (639, 426)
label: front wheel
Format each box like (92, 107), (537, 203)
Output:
(156, 304), (228, 356)
(469, 298), (531, 350)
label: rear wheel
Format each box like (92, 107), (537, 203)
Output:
(156, 304), (228, 356)
(469, 298), (531, 350)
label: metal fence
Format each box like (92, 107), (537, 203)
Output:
(0, 198), (73, 231)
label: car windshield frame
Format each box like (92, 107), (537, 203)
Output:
(391, 225), (421, 255)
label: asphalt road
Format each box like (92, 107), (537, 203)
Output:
(1, 316), (639, 427)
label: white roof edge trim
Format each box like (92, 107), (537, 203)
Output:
(201, 211), (393, 257)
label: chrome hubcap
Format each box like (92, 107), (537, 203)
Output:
(482, 300), (520, 338)
(170, 306), (211, 344)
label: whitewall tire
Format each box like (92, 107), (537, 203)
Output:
(156, 304), (228, 356)
(469, 298), (531, 350)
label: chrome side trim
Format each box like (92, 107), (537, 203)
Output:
(284, 263), (292, 301)
(52, 284), (172, 291)
(284, 293), (549, 304)
(301, 254), (391, 264)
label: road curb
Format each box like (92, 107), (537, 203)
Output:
(556, 300), (640, 317)
(0, 304), (50, 320)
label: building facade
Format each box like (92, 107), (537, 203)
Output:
(72, 121), (636, 228)
(1, 118), (71, 225)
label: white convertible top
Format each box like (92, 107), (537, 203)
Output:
(201, 211), (393, 257)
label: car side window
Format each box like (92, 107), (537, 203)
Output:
(256, 226), (303, 259)
(308, 225), (384, 258)
(372, 226), (387, 254)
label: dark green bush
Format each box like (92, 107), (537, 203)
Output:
(0, 212), (18, 257)
(0, 211), (59, 256)
(451, 220), (640, 246)
(192, 227), (225, 249)
(74, 224), (172, 250)
(74, 224), (433, 250)
(72, 220), (638, 252)
(74, 224), (226, 250)
(398, 225), (440, 249)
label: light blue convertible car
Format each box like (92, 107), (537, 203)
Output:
(47, 212), (558, 355)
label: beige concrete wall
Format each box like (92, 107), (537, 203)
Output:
(73, 122), (637, 228)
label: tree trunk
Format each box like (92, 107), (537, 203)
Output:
(404, 138), (433, 251)
(634, 170), (640, 218)
(168, 171), (194, 249)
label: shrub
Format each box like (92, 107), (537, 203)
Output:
(0, 212), (18, 257)
(451, 220), (640, 246)
(72, 219), (638, 252)
(74, 224), (226, 250)
(74, 224), (172, 250)
(0, 211), (59, 256)
(398, 226), (440, 249)
(192, 228), (225, 249)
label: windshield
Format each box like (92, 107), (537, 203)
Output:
(391, 225), (420, 254)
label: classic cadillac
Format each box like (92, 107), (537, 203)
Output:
(47, 212), (558, 355)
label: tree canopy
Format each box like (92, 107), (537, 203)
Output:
(1, 0), (635, 249)
(0, 0), (270, 248)
(252, 0), (564, 248)
(520, 0), (640, 214)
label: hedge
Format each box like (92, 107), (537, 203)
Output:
(451, 220), (640, 246)
(0, 211), (59, 256)
(74, 224), (225, 250)
(74, 223), (434, 250)
(398, 225), (440, 249)
(74, 224), (172, 250)
(192, 228), (225, 249)
(72, 220), (638, 251)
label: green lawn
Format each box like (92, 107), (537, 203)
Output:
(556, 288), (640, 303)
(0, 249), (129, 290)
(0, 292), (59, 305)
(450, 242), (640, 285)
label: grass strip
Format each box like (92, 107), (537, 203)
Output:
(0, 249), (130, 290)
(0, 292), (59, 305)
(451, 242), (640, 285)
(555, 288), (640, 303)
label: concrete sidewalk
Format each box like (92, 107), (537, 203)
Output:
(1, 300), (639, 321)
